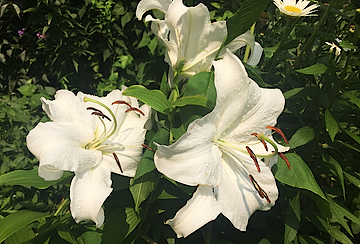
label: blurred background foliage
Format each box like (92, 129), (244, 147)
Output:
(1, 0), (360, 243)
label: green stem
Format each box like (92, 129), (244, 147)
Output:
(294, 0), (336, 67)
(265, 17), (295, 80)
(54, 198), (69, 216)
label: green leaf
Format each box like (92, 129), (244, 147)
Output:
(327, 195), (360, 238)
(344, 172), (360, 189)
(172, 95), (209, 108)
(0, 211), (52, 243)
(130, 172), (156, 212)
(102, 207), (140, 244)
(322, 154), (345, 200)
(317, 215), (353, 244)
(283, 87), (304, 99)
(345, 130), (360, 145)
(0, 168), (73, 189)
(273, 153), (326, 201)
(18, 84), (37, 97)
(289, 126), (314, 149)
(123, 85), (171, 114)
(284, 196), (301, 244)
(325, 109), (339, 142)
(296, 63), (328, 75)
(182, 71), (216, 108)
(4, 227), (35, 244)
(344, 91), (360, 109)
(134, 127), (169, 179)
(223, 0), (270, 47)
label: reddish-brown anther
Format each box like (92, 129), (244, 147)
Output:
(246, 146), (260, 172)
(112, 100), (132, 108)
(113, 153), (123, 173)
(125, 107), (145, 116)
(87, 107), (103, 113)
(142, 144), (156, 153)
(251, 133), (268, 151)
(249, 174), (271, 203)
(278, 152), (291, 170)
(266, 126), (288, 144)
(91, 111), (111, 122)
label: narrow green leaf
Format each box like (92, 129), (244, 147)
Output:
(284, 196), (301, 244)
(322, 154), (345, 200)
(172, 95), (208, 108)
(344, 172), (360, 189)
(317, 216), (353, 244)
(327, 195), (360, 238)
(123, 85), (171, 114)
(289, 126), (314, 149)
(345, 130), (360, 145)
(283, 87), (304, 99)
(130, 172), (156, 212)
(273, 153), (327, 201)
(0, 168), (73, 189)
(344, 91), (360, 109)
(223, 0), (270, 47)
(296, 63), (328, 75)
(325, 109), (339, 142)
(0, 211), (52, 243)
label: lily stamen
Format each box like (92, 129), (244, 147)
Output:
(251, 133), (268, 151)
(112, 100), (132, 108)
(246, 146), (260, 172)
(142, 144), (156, 153)
(113, 152), (123, 173)
(91, 111), (111, 121)
(266, 126), (288, 144)
(125, 107), (145, 116)
(249, 174), (271, 203)
(278, 152), (291, 170)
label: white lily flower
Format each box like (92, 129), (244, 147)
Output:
(273, 0), (319, 17)
(154, 50), (289, 238)
(136, 0), (254, 78)
(27, 88), (151, 227)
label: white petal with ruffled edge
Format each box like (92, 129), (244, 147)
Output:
(70, 165), (112, 228)
(166, 185), (222, 238)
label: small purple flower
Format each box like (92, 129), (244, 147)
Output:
(18, 28), (25, 37)
(37, 32), (49, 40)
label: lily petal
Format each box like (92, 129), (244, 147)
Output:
(212, 50), (285, 141)
(41, 90), (94, 129)
(166, 185), (222, 238)
(136, 0), (172, 20)
(247, 42), (264, 66)
(219, 154), (278, 231)
(154, 119), (222, 186)
(70, 165), (112, 228)
(27, 122), (102, 180)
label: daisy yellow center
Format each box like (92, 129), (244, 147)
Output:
(284, 5), (302, 13)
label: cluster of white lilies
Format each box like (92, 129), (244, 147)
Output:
(26, 0), (319, 239)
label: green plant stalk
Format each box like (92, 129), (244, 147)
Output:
(294, 0), (336, 67)
(54, 198), (69, 216)
(265, 17), (295, 80)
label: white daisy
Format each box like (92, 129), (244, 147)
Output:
(273, 0), (319, 17)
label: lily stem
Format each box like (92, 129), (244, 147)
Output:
(294, 0), (336, 67)
(265, 17), (295, 81)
